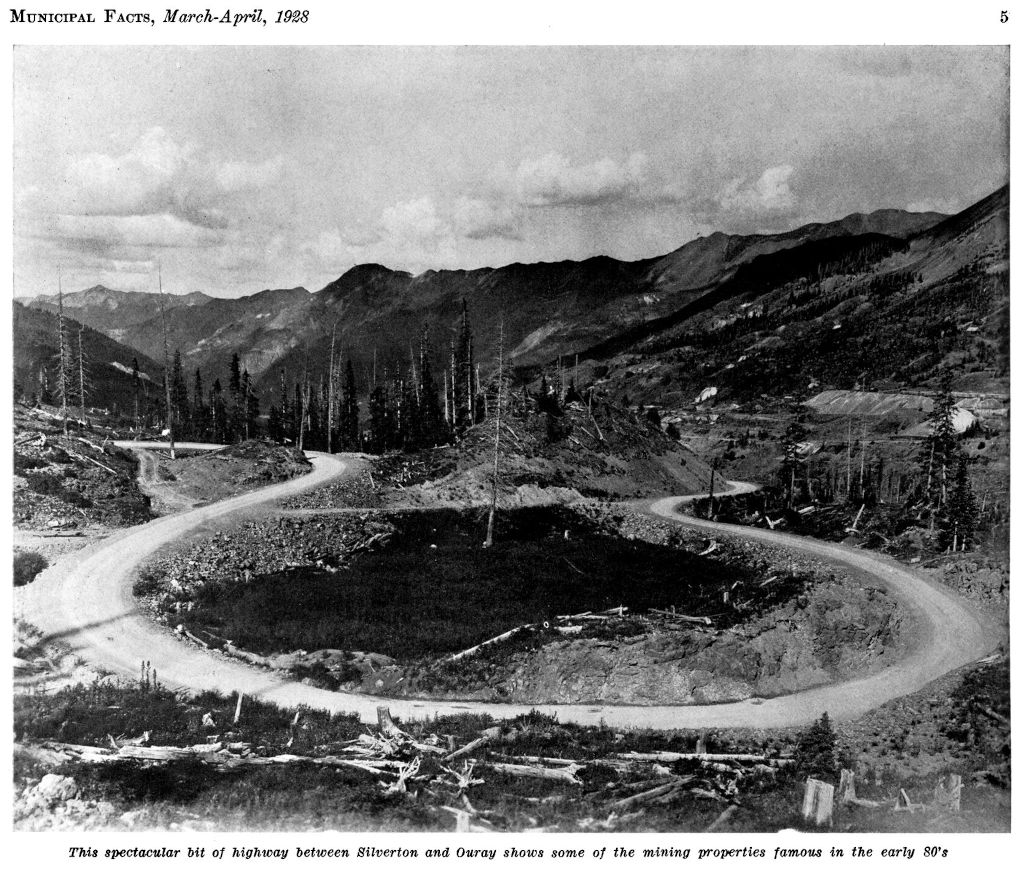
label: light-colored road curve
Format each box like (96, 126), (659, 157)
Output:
(16, 457), (997, 731)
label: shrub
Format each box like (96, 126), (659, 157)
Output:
(795, 711), (839, 780)
(13, 550), (47, 586)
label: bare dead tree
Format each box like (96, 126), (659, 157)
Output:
(483, 319), (506, 549)
(327, 322), (338, 454)
(157, 263), (176, 459)
(76, 325), (90, 425)
(54, 268), (74, 438)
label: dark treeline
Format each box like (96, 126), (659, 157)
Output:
(149, 300), (500, 454)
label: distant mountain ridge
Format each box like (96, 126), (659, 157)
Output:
(17, 193), (1002, 407)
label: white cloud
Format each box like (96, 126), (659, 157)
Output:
(50, 127), (283, 230)
(513, 152), (651, 207)
(905, 197), (960, 214)
(719, 164), (797, 214)
(379, 197), (447, 246)
(452, 197), (522, 240)
(216, 155), (285, 193)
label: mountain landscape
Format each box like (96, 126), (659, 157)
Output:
(17, 195), (989, 411)
(13, 184), (1010, 834)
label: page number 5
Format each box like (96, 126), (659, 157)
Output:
(1001, 10), (1009, 22)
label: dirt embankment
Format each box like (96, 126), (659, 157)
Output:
(137, 504), (905, 707)
(137, 441), (311, 514)
(283, 401), (714, 513)
(134, 512), (395, 624)
(13, 407), (152, 532)
(399, 509), (904, 705)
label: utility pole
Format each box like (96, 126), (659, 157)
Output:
(157, 263), (176, 459)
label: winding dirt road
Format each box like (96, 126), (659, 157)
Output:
(16, 451), (996, 730)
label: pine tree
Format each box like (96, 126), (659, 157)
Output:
(341, 359), (359, 449)
(326, 323), (338, 454)
(192, 369), (207, 441)
(131, 358), (142, 434)
(228, 353), (243, 442)
(795, 711), (839, 779)
(453, 299), (476, 431)
(241, 369), (258, 441)
(941, 454), (979, 552)
(367, 383), (389, 454)
(210, 379), (226, 443)
(781, 419), (808, 509)
(416, 326), (446, 447)
(917, 371), (959, 511)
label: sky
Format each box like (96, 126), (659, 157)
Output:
(13, 45), (1008, 299)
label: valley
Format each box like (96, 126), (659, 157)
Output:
(11, 185), (1010, 833)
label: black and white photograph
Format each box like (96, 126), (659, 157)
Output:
(7, 17), (1014, 849)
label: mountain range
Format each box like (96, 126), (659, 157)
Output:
(15, 188), (1007, 411)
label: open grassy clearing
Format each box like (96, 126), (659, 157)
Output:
(173, 507), (788, 661)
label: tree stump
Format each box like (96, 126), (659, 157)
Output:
(802, 778), (834, 827)
(933, 774), (962, 812)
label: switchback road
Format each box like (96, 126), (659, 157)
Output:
(16, 451), (996, 730)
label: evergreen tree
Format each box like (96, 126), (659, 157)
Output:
(340, 359), (359, 448)
(228, 353), (243, 441)
(242, 369), (259, 441)
(192, 368), (207, 441)
(917, 371), (959, 511)
(795, 712), (839, 780)
(210, 379), (227, 443)
(417, 327), (446, 446)
(367, 383), (390, 453)
(941, 454), (979, 551)
(131, 358), (141, 432)
(267, 404), (283, 443)
(781, 419), (808, 509)
(453, 299), (476, 431)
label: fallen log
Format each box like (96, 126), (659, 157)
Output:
(649, 609), (712, 626)
(610, 776), (694, 811)
(612, 750), (793, 765)
(485, 761), (582, 785)
(443, 727), (501, 762)
(447, 623), (536, 662)
(22, 739), (405, 776)
(221, 642), (271, 667)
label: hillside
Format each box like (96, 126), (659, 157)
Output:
(24, 285), (211, 339)
(12, 302), (164, 415)
(17, 200), (958, 407)
(581, 185), (1008, 410)
(120, 286), (311, 380)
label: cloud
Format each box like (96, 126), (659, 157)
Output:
(51, 127), (283, 230)
(379, 197), (447, 246)
(718, 164), (797, 215)
(513, 152), (652, 207)
(452, 197), (522, 240)
(215, 155), (285, 193)
(905, 197), (960, 214)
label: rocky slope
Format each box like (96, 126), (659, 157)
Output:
(15, 198), (961, 407)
